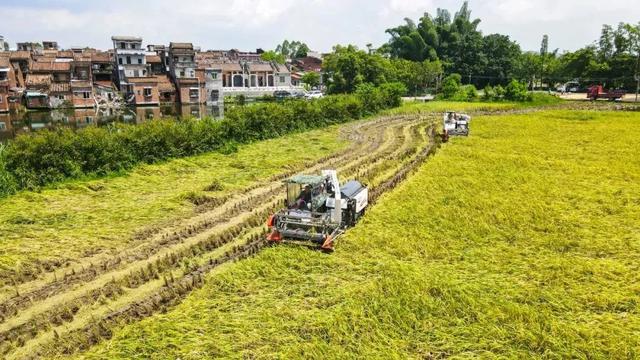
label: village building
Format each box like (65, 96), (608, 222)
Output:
(156, 75), (177, 103)
(91, 52), (114, 84)
(126, 77), (160, 106)
(169, 43), (204, 104)
(147, 45), (169, 73)
(42, 41), (58, 50)
(111, 36), (149, 93)
(17, 42), (41, 52)
(49, 82), (72, 108)
(25, 73), (50, 109)
(146, 54), (165, 75)
(0, 36), (9, 51)
(0, 55), (13, 113)
(70, 80), (94, 108)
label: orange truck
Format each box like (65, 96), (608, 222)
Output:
(587, 85), (626, 101)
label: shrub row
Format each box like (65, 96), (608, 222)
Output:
(0, 86), (405, 197)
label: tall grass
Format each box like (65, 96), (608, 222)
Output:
(0, 87), (404, 197)
(79, 110), (640, 359)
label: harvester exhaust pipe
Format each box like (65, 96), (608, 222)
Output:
(322, 169), (341, 226)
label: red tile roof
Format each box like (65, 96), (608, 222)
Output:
(31, 61), (71, 72)
(26, 74), (52, 86)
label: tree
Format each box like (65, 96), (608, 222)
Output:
(301, 72), (320, 88)
(441, 73), (462, 99)
(260, 51), (285, 64)
(323, 45), (391, 94)
(275, 40), (310, 59)
(482, 34), (521, 85)
(540, 35), (549, 88)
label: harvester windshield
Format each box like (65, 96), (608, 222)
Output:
(285, 174), (326, 211)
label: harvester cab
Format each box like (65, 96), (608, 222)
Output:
(442, 111), (471, 142)
(266, 170), (368, 251)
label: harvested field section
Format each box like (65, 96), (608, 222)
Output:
(0, 127), (348, 289)
(76, 110), (639, 359)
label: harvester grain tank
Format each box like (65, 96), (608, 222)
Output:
(266, 170), (368, 251)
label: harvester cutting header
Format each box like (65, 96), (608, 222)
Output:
(266, 170), (368, 251)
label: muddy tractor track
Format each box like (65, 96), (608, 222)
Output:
(1, 113), (439, 359)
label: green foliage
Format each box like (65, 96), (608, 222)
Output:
(274, 40), (310, 59)
(0, 91), (403, 196)
(504, 80), (532, 101)
(300, 72), (320, 88)
(260, 51), (286, 64)
(440, 73), (462, 99)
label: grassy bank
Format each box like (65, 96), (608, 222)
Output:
(77, 109), (640, 359)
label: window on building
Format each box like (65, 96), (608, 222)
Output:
(0, 96), (3, 103)
(57, 95), (65, 100)
(279, 76), (285, 83)
(211, 72), (218, 80)
(120, 42), (126, 49)
(118, 57), (123, 65)
(126, 56), (131, 64)
(134, 70), (139, 77)
(180, 71), (185, 78)
(138, 58), (142, 64)
(0, 122), (5, 130)
(137, 90), (141, 95)
(85, 116), (93, 123)
(143, 88), (152, 97)
(189, 89), (199, 98)
(142, 70), (147, 76)
(83, 92), (91, 99)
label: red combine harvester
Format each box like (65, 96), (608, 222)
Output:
(587, 85), (626, 101)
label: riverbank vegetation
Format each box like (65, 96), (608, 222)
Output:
(0, 86), (404, 198)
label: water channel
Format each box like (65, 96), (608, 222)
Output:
(0, 104), (224, 141)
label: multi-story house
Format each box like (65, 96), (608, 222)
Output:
(169, 42), (203, 104)
(42, 41), (58, 50)
(147, 45), (169, 73)
(112, 36), (158, 105)
(112, 36), (148, 90)
(0, 55), (14, 113)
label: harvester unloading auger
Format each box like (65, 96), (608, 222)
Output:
(266, 170), (368, 251)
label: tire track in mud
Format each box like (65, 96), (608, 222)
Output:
(2, 114), (437, 359)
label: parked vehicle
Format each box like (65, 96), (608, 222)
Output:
(305, 90), (324, 100)
(587, 85), (626, 101)
(273, 90), (292, 100)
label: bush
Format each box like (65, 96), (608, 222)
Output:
(441, 73), (462, 99)
(504, 80), (532, 102)
(483, 85), (496, 101)
(0, 90), (402, 196)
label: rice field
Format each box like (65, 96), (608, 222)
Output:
(74, 108), (640, 359)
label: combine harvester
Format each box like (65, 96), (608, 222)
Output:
(442, 111), (471, 142)
(266, 170), (368, 251)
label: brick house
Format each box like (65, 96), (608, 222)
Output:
(127, 77), (159, 106)
(71, 80), (94, 108)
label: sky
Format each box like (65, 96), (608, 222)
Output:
(1, 0), (639, 53)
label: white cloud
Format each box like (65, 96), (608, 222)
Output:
(1, 0), (639, 52)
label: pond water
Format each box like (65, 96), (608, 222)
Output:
(0, 104), (224, 141)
